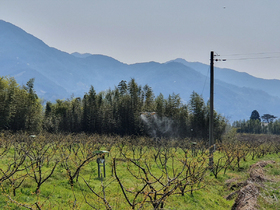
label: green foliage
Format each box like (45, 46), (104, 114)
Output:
(1, 77), (227, 142)
(44, 79), (227, 140)
(189, 91), (207, 139)
(233, 118), (280, 135)
(188, 92), (227, 141)
(0, 77), (42, 133)
(233, 110), (280, 135)
(250, 110), (261, 121)
(261, 114), (277, 123)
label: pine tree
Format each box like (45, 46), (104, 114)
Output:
(189, 92), (207, 139)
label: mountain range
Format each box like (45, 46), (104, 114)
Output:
(1, 19), (279, 122)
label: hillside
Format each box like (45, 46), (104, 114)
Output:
(1, 19), (280, 122)
(170, 58), (280, 99)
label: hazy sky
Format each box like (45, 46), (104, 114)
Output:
(1, 0), (280, 80)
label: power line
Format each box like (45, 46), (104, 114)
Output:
(226, 56), (280, 61)
(220, 51), (280, 61)
(223, 51), (280, 57)
(201, 66), (210, 96)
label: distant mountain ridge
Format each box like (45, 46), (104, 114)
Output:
(170, 58), (280, 99)
(1, 19), (280, 122)
(71, 52), (92, 58)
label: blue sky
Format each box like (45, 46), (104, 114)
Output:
(1, 0), (280, 79)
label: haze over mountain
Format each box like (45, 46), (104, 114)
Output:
(170, 58), (280, 99)
(1, 19), (279, 122)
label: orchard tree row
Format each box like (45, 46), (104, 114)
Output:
(0, 132), (279, 209)
(0, 76), (227, 140)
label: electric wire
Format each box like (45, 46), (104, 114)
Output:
(198, 51), (279, 97)
(201, 66), (210, 96)
(223, 51), (280, 56)
(226, 56), (280, 61)
(221, 51), (280, 61)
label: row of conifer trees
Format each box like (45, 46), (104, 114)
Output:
(0, 76), (227, 140)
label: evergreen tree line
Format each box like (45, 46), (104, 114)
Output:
(0, 77), (42, 132)
(232, 119), (280, 135)
(0, 77), (227, 140)
(232, 109), (280, 134)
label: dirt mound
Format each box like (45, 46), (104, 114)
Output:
(250, 160), (275, 169)
(249, 160), (275, 183)
(231, 181), (259, 210)
(228, 160), (275, 210)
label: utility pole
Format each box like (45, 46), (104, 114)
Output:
(209, 51), (214, 170)
(209, 51), (226, 169)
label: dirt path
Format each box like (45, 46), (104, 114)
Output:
(226, 160), (275, 210)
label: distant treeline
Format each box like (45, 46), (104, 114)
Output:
(0, 76), (227, 140)
(232, 119), (280, 135)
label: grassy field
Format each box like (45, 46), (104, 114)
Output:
(0, 133), (279, 209)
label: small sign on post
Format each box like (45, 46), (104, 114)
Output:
(93, 151), (109, 179)
(191, 142), (197, 157)
(97, 156), (105, 179)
